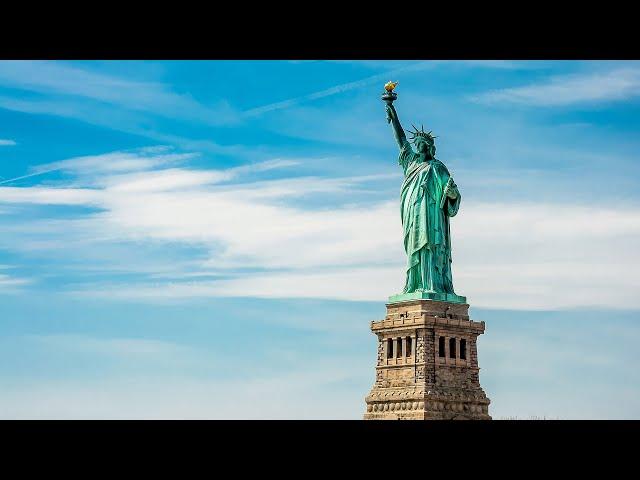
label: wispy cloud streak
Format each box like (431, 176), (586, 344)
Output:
(2, 146), (640, 310)
(473, 66), (640, 106)
(0, 147), (197, 186)
(0, 61), (241, 125)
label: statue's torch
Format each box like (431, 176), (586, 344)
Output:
(381, 81), (398, 104)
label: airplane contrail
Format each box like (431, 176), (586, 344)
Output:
(0, 167), (62, 186)
(242, 61), (432, 118)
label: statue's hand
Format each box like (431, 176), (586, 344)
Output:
(445, 180), (458, 199)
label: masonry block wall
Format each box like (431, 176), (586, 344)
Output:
(364, 299), (491, 420)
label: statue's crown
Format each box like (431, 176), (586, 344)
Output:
(407, 124), (436, 144)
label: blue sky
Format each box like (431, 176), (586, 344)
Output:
(0, 60), (639, 419)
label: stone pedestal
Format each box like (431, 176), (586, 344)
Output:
(364, 299), (491, 420)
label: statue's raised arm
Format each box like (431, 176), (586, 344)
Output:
(382, 81), (410, 151)
(385, 103), (409, 150)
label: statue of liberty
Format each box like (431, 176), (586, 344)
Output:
(382, 83), (466, 303)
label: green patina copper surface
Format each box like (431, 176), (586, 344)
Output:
(383, 87), (466, 304)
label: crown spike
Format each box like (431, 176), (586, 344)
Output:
(406, 122), (437, 145)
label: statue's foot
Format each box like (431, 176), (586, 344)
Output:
(390, 290), (467, 304)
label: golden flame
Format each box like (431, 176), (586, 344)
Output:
(384, 81), (398, 92)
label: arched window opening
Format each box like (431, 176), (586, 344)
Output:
(438, 336), (445, 358)
(460, 339), (467, 360)
(449, 337), (456, 358)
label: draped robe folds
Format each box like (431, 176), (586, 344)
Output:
(398, 140), (461, 295)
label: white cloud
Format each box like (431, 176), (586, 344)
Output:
(0, 138), (16, 146)
(0, 146), (199, 186)
(473, 66), (640, 106)
(0, 272), (31, 293)
(2, 146), (640, 310)
(35, 149), (197, 175)
(0, 186), (102, 205)
(0, 148), (295, 188)
(100, 168), (231, 193)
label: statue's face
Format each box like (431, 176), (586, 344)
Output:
(415, 138), (427, 153)
(415, 138), (435, 157)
